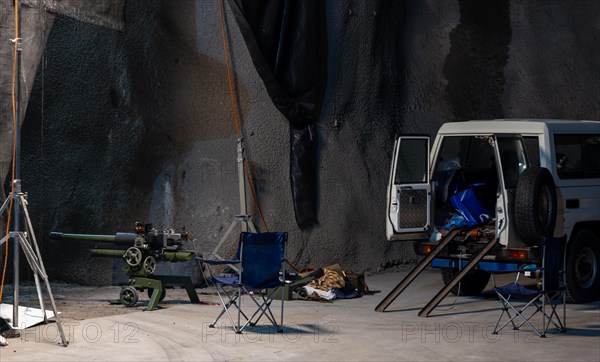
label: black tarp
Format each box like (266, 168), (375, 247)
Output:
(227, 0), (326, 228)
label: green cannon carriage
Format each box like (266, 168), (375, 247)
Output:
(50, 223), (200, 310)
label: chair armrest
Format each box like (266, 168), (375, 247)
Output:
(195, 256), (241, 266)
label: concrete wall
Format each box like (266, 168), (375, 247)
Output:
(16, 0), (600, 284)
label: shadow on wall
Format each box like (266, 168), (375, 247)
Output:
(443, 0), (511, 121)
(18, 0), (255, 284)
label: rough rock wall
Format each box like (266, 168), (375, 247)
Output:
(15, 0), (600, 284)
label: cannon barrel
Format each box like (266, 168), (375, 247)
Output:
(49, 232), (138, 245)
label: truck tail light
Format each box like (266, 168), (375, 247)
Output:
(507, 249), (527, 259)
(422, 244), (433, 254)
(417, 243), (436, 255)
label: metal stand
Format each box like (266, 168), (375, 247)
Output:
(0, 2), (66, 345)
(209, 138), (256, 268)
(126, 275), (200, 311)
(0, 180), (68, 346)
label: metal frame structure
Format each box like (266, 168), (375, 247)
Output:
(0, 182), (67, 346)
(208, 138), (257, 267)
(0, 0), (67, 346)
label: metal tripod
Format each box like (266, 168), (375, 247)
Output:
(0, 180), (68, 346)
(0, 0), (66, 346)
(209, 138), (256, 269)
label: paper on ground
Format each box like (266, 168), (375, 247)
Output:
(0, 303), (59, 330)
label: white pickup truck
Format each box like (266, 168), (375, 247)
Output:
(387, 119), (600, 302)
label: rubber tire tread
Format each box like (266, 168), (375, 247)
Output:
(120, 286), (139, 307)
(441, 268), (490, 296)
(514, 167), (557, 246)
(565, 230), (600, 303)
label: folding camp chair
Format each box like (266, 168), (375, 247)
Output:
(492, 235), (567, 337)
(196, 232), (288, 334)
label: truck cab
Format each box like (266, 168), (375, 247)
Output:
(387, 119), (600, 302)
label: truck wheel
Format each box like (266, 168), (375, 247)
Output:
(440, 268), (490, 296)
(515, 167), (557, 246)
(566, 230), (600, 303)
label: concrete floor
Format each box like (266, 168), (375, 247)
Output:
(0, 269), (599, 361)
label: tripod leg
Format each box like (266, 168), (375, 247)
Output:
(247, 220), (257, 233)
(0, 195), (11, 247)
(20, 196), (68, 346)
(41, 276), (68, 346)
(0, 195), (10, 215)
(211, 221), (236, 257)
(32, 274), (47, 323)
(210, 221), (240, 273)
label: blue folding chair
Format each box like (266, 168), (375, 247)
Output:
(492, 235), (567, 337)
(196, 232), (288, 333)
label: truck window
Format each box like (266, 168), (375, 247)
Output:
(435, 137), (463, 172)
(435, 137), (469, 172)
(433, 136), (497, 206)
(393, 138), (429, 184)
(523, 136), (540, 167)
(497, 137), (528, 188)
(435, 136), (495, 172)
(465, 137), (496, 169)
(554, 134), (600, 179)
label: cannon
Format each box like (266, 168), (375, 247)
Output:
(49, 222), (200, 310)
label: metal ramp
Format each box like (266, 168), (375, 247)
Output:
(375, 228), (498, 317)
(418, 236), (498, 317)
(374, 228), (461, 313)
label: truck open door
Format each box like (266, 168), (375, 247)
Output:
(386, 136), (431, 241)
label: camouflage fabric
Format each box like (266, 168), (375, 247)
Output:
(306, 268), (345, 291)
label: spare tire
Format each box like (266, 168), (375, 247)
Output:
(514, 167), (557, 246)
